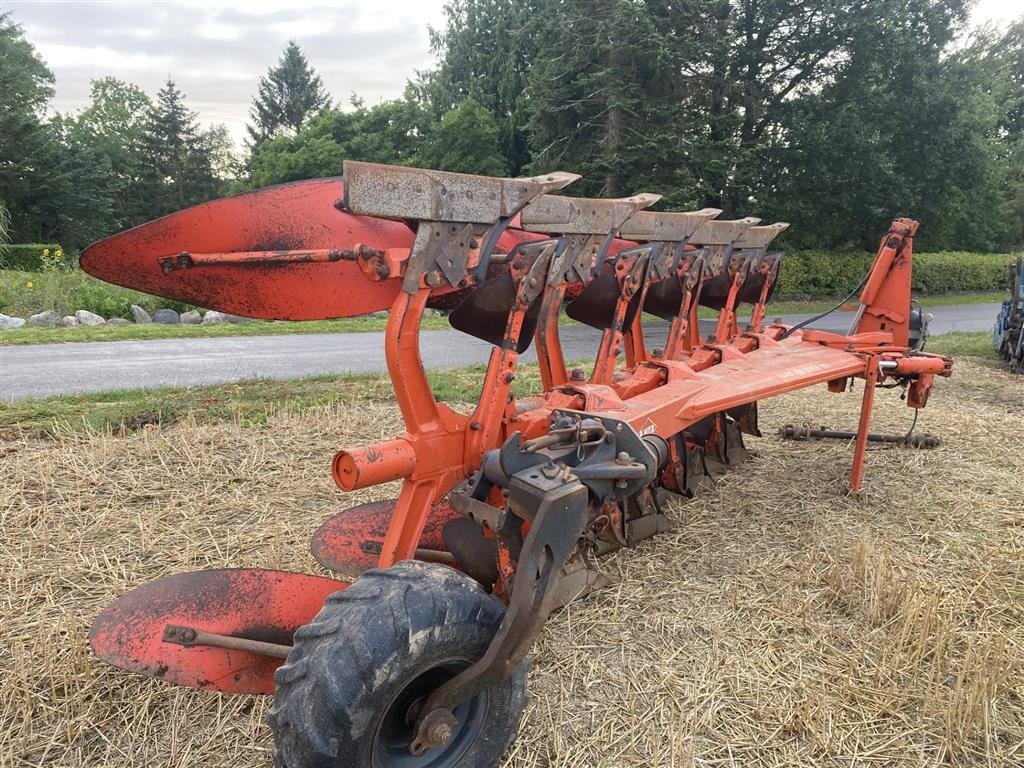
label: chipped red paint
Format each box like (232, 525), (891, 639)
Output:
(89, 569), (347, 694)
(311, 498), (459, 577)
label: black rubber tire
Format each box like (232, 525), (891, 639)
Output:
(268, 560), (529, 768)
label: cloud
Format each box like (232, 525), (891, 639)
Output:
(2, 0), (448, 145)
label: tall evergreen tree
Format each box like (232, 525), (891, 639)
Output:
(247, 41), (331, 146)
(522, 0), (701, 205)
(422, 0), (537, 174)
(141, 79), (230, 218)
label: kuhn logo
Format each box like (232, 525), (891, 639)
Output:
(639, 419), (657, 436)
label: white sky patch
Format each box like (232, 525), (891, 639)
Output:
(268, 14), (337, 38)
(972, 0), (1023, 26)
(34, 42), (171, 74)
(198, 22), (242, 41)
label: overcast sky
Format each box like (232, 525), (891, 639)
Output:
(2, 0), (1021, 147)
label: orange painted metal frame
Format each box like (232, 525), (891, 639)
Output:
(329, 217), (950, 567)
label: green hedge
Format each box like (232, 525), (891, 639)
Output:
(0, 243), (67, 271)
(774, 250), (1013, 300)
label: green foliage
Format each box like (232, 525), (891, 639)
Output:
(423, 0), (537, 174)
(0, 268), (191, 318)
(140, 80), (233, 219)
(521, 0), (700, 203)
(0, 243), (65, 271)
(773, 251), (1013, 301)
(247, 41), (331, 146)
(0, 201), (10, 246)
(419, 98), (507, 175)
(246, 95), (433, 188)
(0, 14), (61, 244)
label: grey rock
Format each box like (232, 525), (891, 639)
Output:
(0, 313), (26, 329)
(202, 310), (228, 324)
(130, 304), (152, 324)
(152, 308), (180, 324)
(107, 317), (130, 325)
(28, 309), (61, 327)
(224, 313), (251, 324)
(75, 309), (106, 326)
(179, 310), (202, 325)
(61, 316), (79, 327)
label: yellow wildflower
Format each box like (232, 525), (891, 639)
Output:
(26, 281), (33, 288)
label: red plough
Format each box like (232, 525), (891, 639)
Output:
(82, 162), (952, 767)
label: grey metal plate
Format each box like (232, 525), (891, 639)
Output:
(618, 208), (722, 242)
(733, 222), (790, 249)
(690, 217), (761, 246)
(519, 192), (661, 235)
(343, 161), (580, 223)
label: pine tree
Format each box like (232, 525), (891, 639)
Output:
(141, 79), (230, 218)
(421, 0), (537, 175)
(247, 41), (331, 146)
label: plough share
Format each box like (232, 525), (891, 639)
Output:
(82, 162), (953, 767)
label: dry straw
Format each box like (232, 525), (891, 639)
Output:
(2, 360), (1022, 767)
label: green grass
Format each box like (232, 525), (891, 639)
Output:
(0, 362), (558, 437)
(924, 331), (998, 359)
(0, 314), (451, 345)
(0, 332), (997, 438)
(0, 268), (189, 320)
(0, 290), (1005, 346)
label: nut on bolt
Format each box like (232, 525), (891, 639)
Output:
(428, 721), (454, 746)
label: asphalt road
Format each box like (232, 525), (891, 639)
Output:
(0, 303), (1000, 401)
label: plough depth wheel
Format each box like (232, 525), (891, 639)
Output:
(268, 561), (528, 768)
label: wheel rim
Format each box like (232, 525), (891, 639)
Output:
(372, 659), (490, 768)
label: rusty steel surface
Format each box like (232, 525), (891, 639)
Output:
(89, 569), (347, 694)
(310, 498), (459, 577)
(778, 423), (941, 448)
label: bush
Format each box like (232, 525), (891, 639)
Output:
(774, 250), (1013, 300)
(0, 268), (195, 319)
(0, 243), (69, 271)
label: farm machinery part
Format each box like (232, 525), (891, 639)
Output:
(993, 255), (1024, 371)
(82, 162), (953, 767)
(778, 423), (941, 449)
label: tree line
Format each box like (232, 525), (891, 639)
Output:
(1, 2), (1021, 255)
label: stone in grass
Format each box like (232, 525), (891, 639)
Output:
(75, 309), (106, 326)
(131, 304), (152, 324)
(0, 313), (26, 329)
(180, 310), (202, 325)
(152, 308), (180, 324)
(202, 310), (228, 324)
(107, 318), (130, 325)
(62, 316), (79, 327)
(28, 309), (61, 327)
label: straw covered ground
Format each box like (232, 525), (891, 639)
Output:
(2, 358), (1022, 767)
